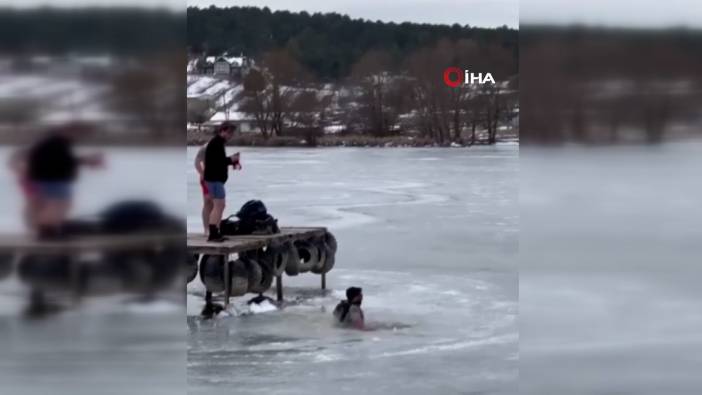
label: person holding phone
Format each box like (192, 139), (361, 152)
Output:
(19, 123), (103, 238)
(203, 122), (241, 242)
(194, 143), (212, 234)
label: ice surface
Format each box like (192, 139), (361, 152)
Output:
(186, 146), (518, 395)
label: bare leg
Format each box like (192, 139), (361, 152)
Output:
(24, 197), (41, 231)
(209, 199), (225, 227)
(36, 199), (70, 236)
(202, 197), (213, 234)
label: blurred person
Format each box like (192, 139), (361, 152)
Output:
(203, 122), (241, 242)
(333, 286), (365, 330)
(22, 123), (103, 238)
(7, 148), (39, 228)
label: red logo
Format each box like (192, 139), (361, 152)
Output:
(443, 67), (462, 88)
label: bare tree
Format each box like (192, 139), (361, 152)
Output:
(238, 49), (311, 138)
(351, 50), (405, 137)
(239, 68), (273, 139)
(110, 52), (185, 141)
(406, 40), (476, 144)
(187, 98), (211, 131)
(263, 49), (307, 136)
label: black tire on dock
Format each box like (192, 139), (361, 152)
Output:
(17, 254), (73, 291)
(152, 244), (185, 290)
(187, 254), (199, 283)
(74, 258), (122, 295)
(309, 238), (327, 273)
(259, 261), (274, 291)
(0, 253), (14, 280)
(267, 240), (290, 277)
(293, 240), (320, 273)
(324, 232), (338, 254)
(284, 243), (301, 276)
(199, 254), (226, 293)
(311, 238), (336, 274)
(243, 258), (272, 293)
(228, 259), (249, 297)
(242, 257), (262, 293)
(247, 242), (289, 277)
(118, 251), (152, 292)
(109, 249), (165, 293)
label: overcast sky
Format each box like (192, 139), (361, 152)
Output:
(187, 0), (518, 28)
(521, 0), (702, 28)
(0, 0), (183, 9)
(5, 0), (700, 28)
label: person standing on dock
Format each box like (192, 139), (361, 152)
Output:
(194, 143), (213, 235)
(203, 122), (241, 242)
(14, 123), (103, 238)
(8, 147), (39, 229)
(333, 287), (365, 330)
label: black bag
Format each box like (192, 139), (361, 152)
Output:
(236, 200), (269, 223)
(219, 215), (242, 235)
(334, 300), (351, 323)
(220, 200), (279, 235)
(100, 200), (172, 233)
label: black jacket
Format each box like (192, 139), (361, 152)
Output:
(28, 134), (78, 182)
(203, 135), (232, 183)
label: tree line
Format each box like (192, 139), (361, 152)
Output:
(189, 6), (518, 145)
(521, 26), (702, 144)
(226, 39), (517, 145)
(187, 6), (517, 81)
(0, 8), (184, 55)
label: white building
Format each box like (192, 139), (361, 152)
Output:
(212, 55), (251, 78)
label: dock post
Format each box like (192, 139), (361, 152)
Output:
(276, 275), (283, 302)
(321, 273), (326, 290)
(223, 256), (230, 306)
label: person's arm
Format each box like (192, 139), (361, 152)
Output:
(230, 152), (242, 170)
(77, 153), (104, 168)
(347, 307), (365, 330)
(194, 146), (206, 176)
(7, 149), (27, 174)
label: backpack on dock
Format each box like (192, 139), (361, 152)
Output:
(220, 200), (279, 235)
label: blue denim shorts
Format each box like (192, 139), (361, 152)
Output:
(204, 181), (226, 199)
(34, 181), (73, 200)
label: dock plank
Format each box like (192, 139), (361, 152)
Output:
(187, 226), (327, 254)
(0, 227), (327, 255)
(0, 233), (183, 253)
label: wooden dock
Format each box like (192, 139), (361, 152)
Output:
(0, 232), (184, 306)
(0, 232), (183, 253)
(187, 226), (330, 305)
(186, 227), (327, 254)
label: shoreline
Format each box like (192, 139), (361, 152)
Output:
(186, 131), (519, 148)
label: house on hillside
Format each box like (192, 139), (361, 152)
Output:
(212, 55), (253, 78)
(189, 54), (255, 77)
(188, 57), (213, 74)
(207, 110), (259, 134)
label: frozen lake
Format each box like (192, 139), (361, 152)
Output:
(0, 145), (518, 394)
(0, 146), (187, 395)
(186, 146), (519, 395)
(520, 143), (702, 395)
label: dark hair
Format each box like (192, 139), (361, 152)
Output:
(219, 122), (236, 133)
(346, 287), (362, 300)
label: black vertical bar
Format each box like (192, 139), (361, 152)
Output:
(276, 275), (283, 301)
